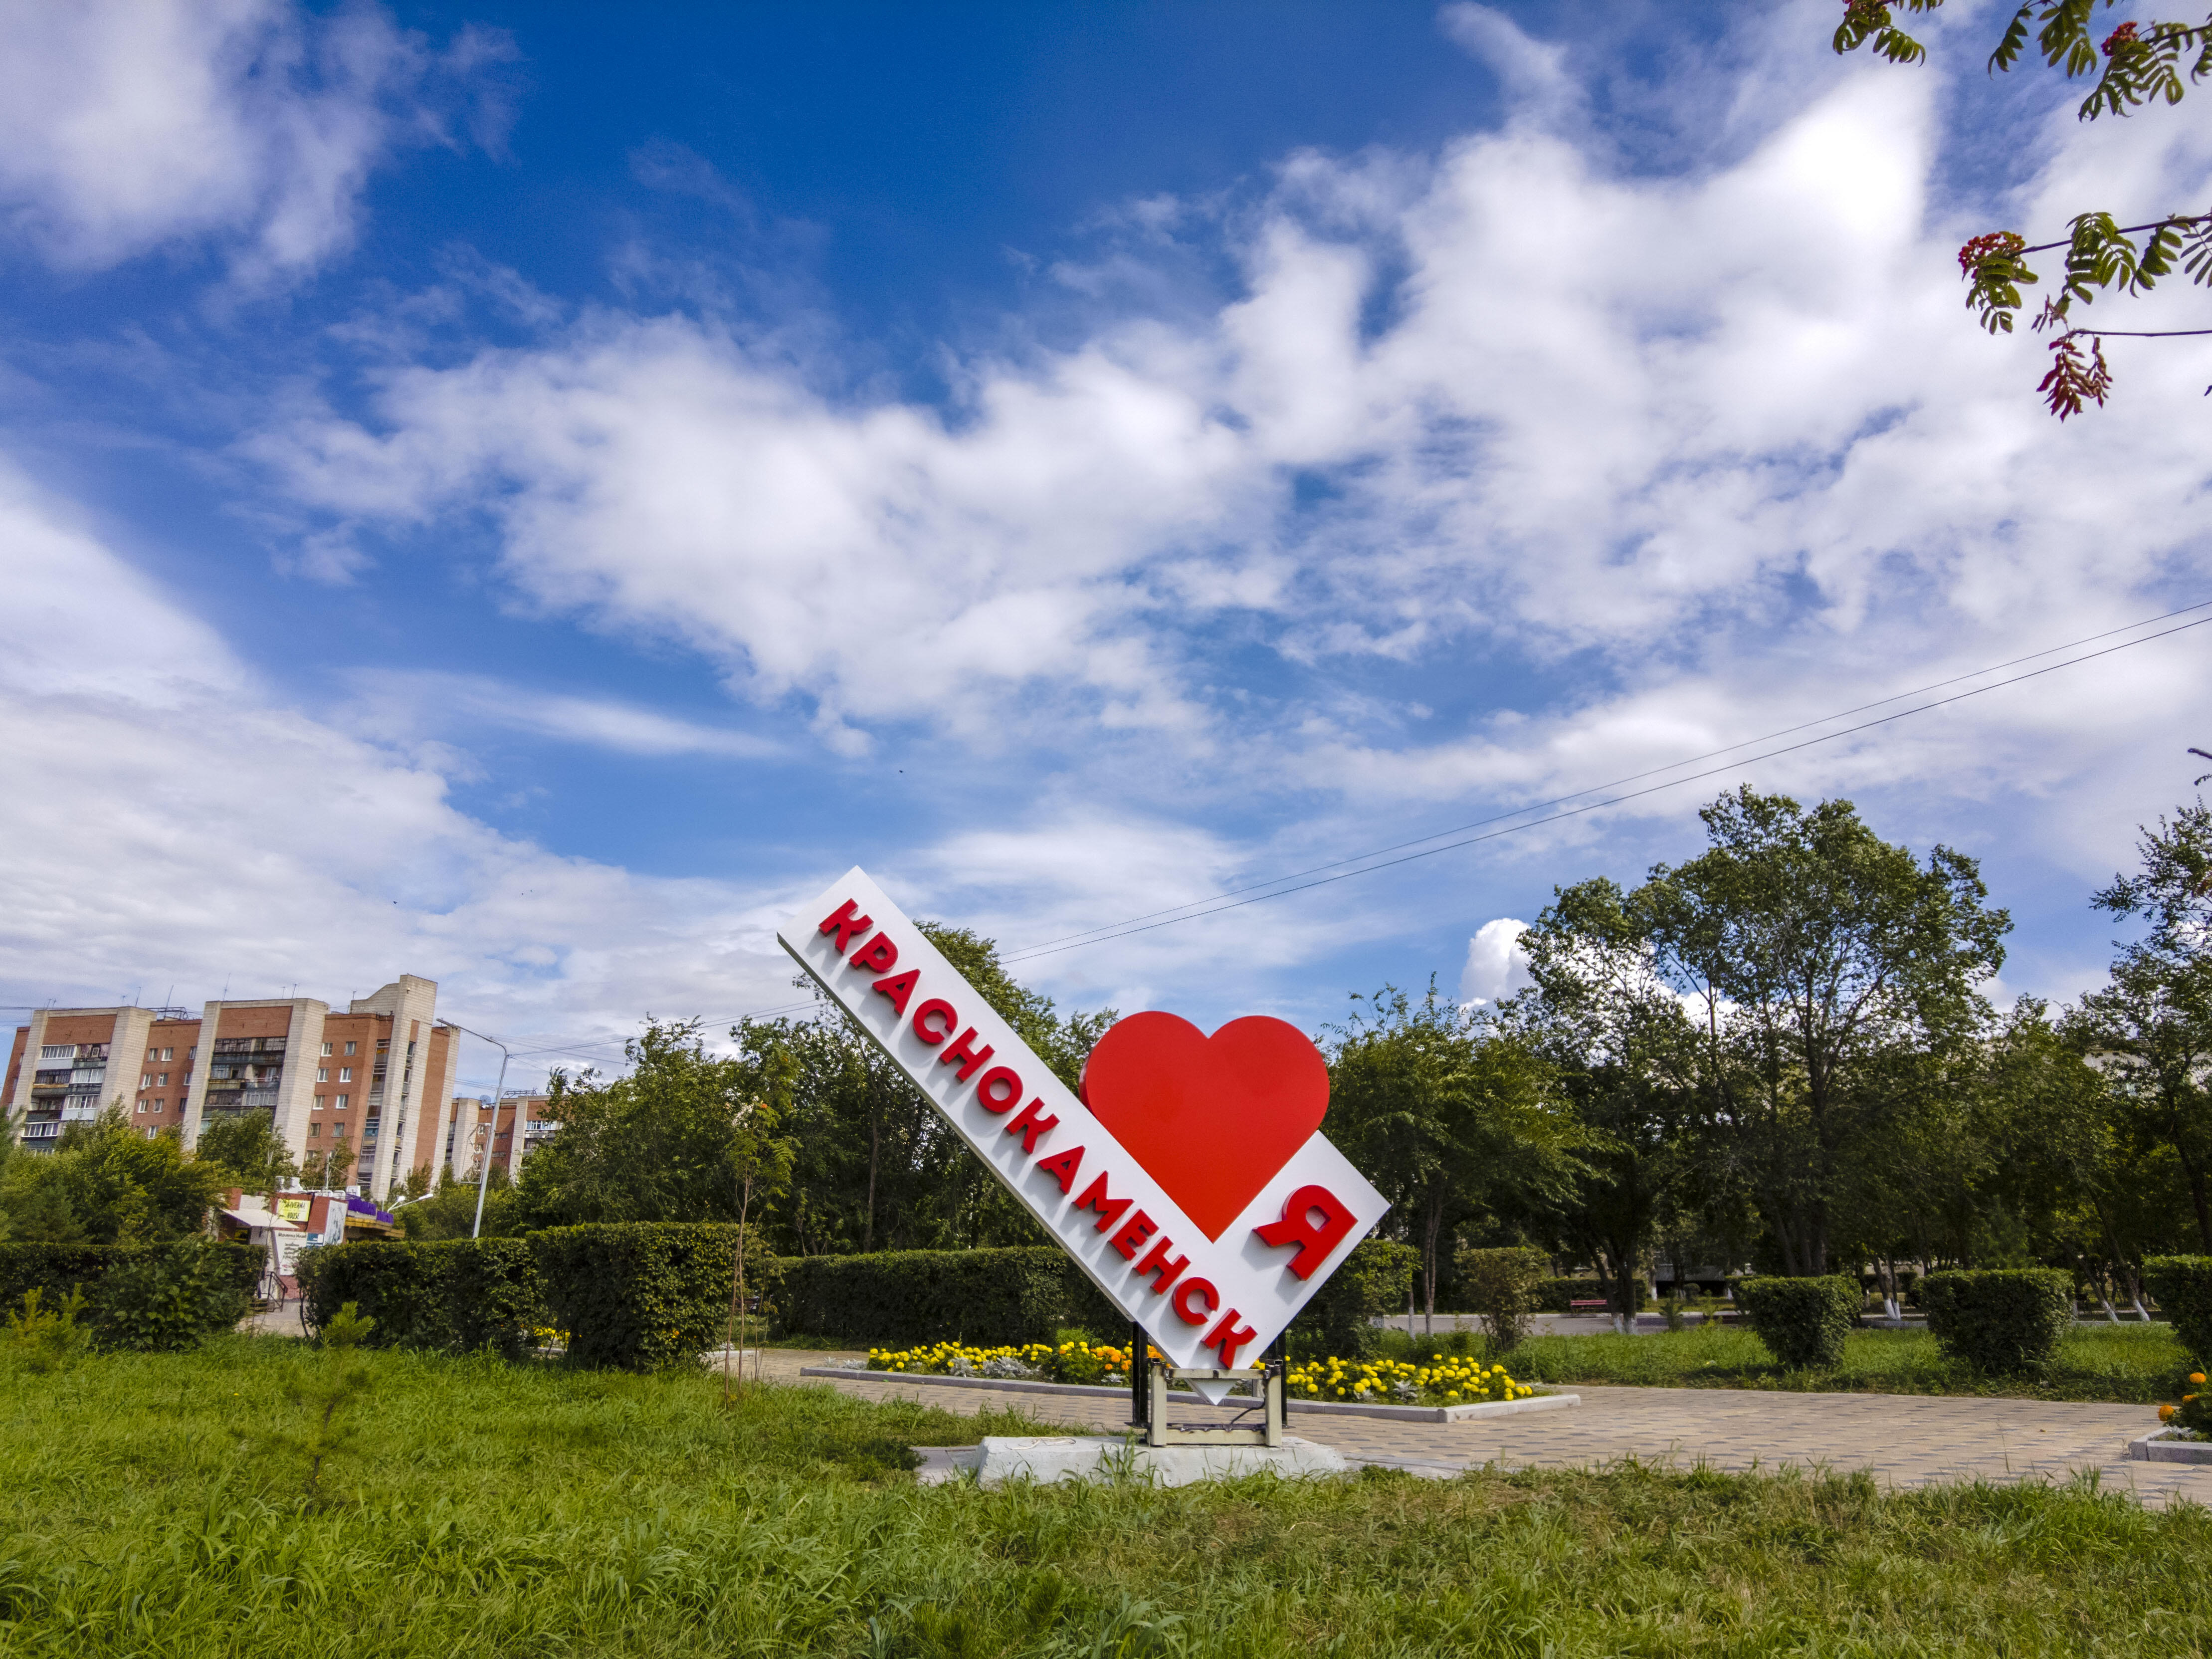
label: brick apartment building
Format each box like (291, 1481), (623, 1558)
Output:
(446, 1092), (555, 1183)
(2, 975), (463, 1205)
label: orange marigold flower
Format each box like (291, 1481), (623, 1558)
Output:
(2160, 1403), (2177, 1421)
(2191, 1372), (2206, 1385)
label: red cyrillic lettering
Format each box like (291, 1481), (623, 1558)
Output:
(1253, 1184), (1356, 1280)
(974, 1065), (1023, 1112)
(1108, 1209), (1158, 1261)
(940, 1027), (995, 1082)
(1033, 1145), (1082, 1192)
(1203, 1309), (1258, 1369)
(850, 933), (898, 974)
(872, 970), (920, 1017)
(912, 999), (958, 1043)
(818, 898), (873, 953)
(1072, 1172), (1132, 1235)
(1171, 1276), (1218, 1327)
(1132, 1236), (1189, 1294)
(1006, 1099), (1060, 1154)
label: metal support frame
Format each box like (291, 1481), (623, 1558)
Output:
(1141, 1357), (1284, 1448)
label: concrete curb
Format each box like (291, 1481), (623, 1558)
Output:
(2128, 1426), (2212, 1464)
(798, 1366), (1579, 1425)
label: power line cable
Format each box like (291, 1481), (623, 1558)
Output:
(998, 611), (2212, 964)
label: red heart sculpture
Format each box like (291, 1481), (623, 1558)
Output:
(1078, 1011), (1330, 1242)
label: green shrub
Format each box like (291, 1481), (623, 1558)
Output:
(3, 1286), (91, 1373)
(296, 1239), (544, 1359)
(2144, 1255), (2212, 1366)
(1735, 1275), (1860, 1369)
(1535, 1276), (1650, 1313)
(1292, 1240), (1416, 1361)
(1455, 1245), (1550, 1349)
(534, 1223), (770, 1371)
(772, 1247), (1119, 1346)
(0, 1240), (259, 1352)
(1919, 1268), (2073, 1373)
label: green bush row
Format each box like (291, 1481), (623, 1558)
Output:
(2144, 1255), (2212, 1365)
(0, 1240), (260, 1352)
(1735, 1275), (1861, 1368)
(771, 1246), (1120, 1347)
(296, 1238), (545, 1360)
(1293, 1240), (1417, 1360)
(1921, 1268), (2074, 1373)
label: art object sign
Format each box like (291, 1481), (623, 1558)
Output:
(779, 868), (1388, 1376)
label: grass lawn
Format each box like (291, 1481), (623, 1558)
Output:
(1365, 1322), (2195, 1404)
(3, 1336), (2210, 1656)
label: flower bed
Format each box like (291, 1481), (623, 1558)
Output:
(1288, 1356), (1533, 1406)
(866, 1339), (1145, 1386)
(2156, 1369), (2210, 1439)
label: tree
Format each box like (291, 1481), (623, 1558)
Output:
(511, 1019), (793, 1228)
(1326, 980), (1580, 1329)
(1515, 881), (1705, 1330)
(194, 1109), (298, 1194)
(0, 1110), (224, 1244)
(1540, 789), (2010, 1277)
(1836, 0), (2212, 416)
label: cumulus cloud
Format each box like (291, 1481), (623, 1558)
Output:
(250, 12), (2212, 865)
(0, 461), (804, 1084)
(0, 0), (512, 281)
(1459, 918), (1531, 1004)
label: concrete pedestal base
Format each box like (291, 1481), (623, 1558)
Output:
(919, 1435), (1349, 1488)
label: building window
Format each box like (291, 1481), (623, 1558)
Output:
(309, 1122), (321, 1138)
(153, 1101), (163, 1113)
(136, 1100), (147, 1114)
(160, 1047), (173, 1062)
(156, 1073), (166, 1086)
(343, 1040), (356, 1055)
(141, 1073), (153, 1088)
(317, 1067), (329, 1082)
(314, 1093), (326, 1109)
(321, 1041), (333, 1056)
(40, 1044), (71, 1059)
(339, 1067), (352, 1082)
(336, 1094), (349, 1109)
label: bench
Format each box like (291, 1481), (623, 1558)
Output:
(1568, 1299), (1609, 1312)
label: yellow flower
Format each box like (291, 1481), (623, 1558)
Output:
(2161, 1404), (2177, 1422)
(2193, 1373), (2208, 1386)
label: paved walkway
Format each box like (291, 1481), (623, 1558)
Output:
(755, 1350), (2212, 1508)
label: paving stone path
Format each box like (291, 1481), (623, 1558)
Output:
(755, 1350), (2212, 1508)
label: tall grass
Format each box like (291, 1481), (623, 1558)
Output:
(1, 1334), (2207, 1656)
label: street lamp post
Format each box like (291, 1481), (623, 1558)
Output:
(442, 1021), (512, 1240)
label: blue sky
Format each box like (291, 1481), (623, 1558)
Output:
(3, 0), (2209, 1094)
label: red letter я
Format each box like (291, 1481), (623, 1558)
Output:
(1171, 1276), (1218, 1327)
(1203, 1309), (1258, 1369)
(1033, 1145), (1082, 1192)
(849, 933), (897, 974)
(818, 898), (873, 953)
(1006, 1100), (1059, 1154)
(1132, 1236), (1188, 1294)
(1072, 1172), (1132, 1236)
(1108, 1210), (1158, 1262)
(912, 999), (958, 1044)
(872, 970), (920, 1017)
(939, 1027), (995, 1083)
(1253, 1183), (1356, 1280)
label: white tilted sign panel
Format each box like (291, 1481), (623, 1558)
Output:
(778, 867), (1388, 1373)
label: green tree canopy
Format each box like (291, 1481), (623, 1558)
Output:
(193, 1109), (298, 1194)
(0, 1111), (225, 1244)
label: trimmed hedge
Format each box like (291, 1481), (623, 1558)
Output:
(1535, 1276), (1650, 1314)
(1735, 1275), (1860, 1369)
(773, 1248), (1119, 1346)
(534, 1223), (770, 1371)
(2145, 1256), (2212, 1366)
(1293, 1239), (1417, 1360)
(296, 1239), (545, 1359)
(1920, 1268), (2073, 1373)
(0, 1240), (259, 1352)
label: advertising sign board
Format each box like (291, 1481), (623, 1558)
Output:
(779, 868), (1388, 1373)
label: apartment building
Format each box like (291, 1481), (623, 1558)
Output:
(446, 1092), (554, 1182)
(2, 975), (463, 1205)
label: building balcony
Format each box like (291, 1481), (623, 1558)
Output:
(19, 1121), (59, 1140)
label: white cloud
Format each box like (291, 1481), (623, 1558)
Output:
(0, 461), (804, 1084)
(0, 0), (511, 281)
(345, 670), (783, 761)
(250, 17), (2212, 852)
(1459, 918), (1530, 1004)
